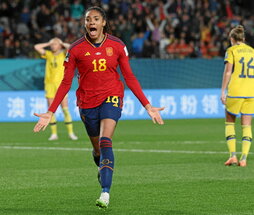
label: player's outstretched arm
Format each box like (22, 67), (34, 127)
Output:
(33, 111), (53, 132)
(145, 104), (165, 125)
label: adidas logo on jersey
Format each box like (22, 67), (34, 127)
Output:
(85, 52), (90, 56)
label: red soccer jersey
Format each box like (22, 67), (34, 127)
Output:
(48, 34), (149, 112)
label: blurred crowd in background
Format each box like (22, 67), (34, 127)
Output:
(0, 0), (254, 59)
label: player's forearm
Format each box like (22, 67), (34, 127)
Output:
(125, 72), (149, 106)
(221, 63), (232, 92)
(48, 66), (74, 113)
(124, 76), (149, 107)
(221, 72), (231, 92)
(34, 42), (50, 54)
(62, 42), (70, 49)
(120, 58), (149, 107)
(48, 84), (71, 113)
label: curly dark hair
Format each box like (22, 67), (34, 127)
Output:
(83, 6), (111, 34)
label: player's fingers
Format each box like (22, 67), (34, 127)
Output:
(154, 118), (159, 124)
(152, 116), (156, 124)
(221, 96), (226, 101)
(159, 118), (164, 125)
(153, 111), (163, 124)
(156, 116), (164, 125)
(157, 107), (165, 111)
(34, 122), (44, 132)
(33, 124), (38, 132)
(33, 124), (40, 132)
(34, 113), (41, 117)
(42, 124), (48, 131)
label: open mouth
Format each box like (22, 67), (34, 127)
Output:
(89, 27), (97, 37)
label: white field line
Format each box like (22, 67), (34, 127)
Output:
(0, 145), (251, 155)
(0, 140), (226, 146)
(117, 140), (226, 144)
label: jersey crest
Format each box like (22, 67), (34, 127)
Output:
(106, 47), (113, 56)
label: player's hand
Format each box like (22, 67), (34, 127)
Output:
(145, 104), (165, 125)
(33, 112), (53, 132)
(49, 39), (53, 45)
(59, 38), (63, 45)
(220, 92), (226, 105)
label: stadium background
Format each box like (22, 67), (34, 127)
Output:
(0, 0), (254, 122)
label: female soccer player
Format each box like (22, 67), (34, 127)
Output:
(34, 38), (78, 141)
(33, 6), (164, 208)
(221, 25), (254, 167)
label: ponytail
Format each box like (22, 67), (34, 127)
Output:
(229, 25), (245, 42)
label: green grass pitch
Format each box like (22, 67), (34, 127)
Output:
(0, 118), (254, 215)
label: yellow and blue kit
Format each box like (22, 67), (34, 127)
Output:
(224, 43), (254, 115)
(224, 43), (254, 98)
(41, 50), (66, 98)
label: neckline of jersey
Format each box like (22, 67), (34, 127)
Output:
(85, 33), (107, 48)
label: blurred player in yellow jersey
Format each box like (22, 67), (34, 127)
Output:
(221, 25), (254, 167)
(34, 38), (78, 141)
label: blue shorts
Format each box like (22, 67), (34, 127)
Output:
(79, 96), (122, 137)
